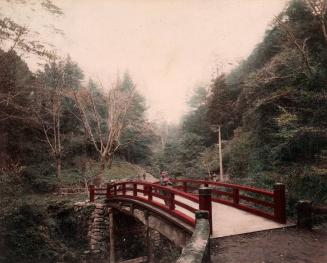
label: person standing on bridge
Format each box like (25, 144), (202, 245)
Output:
(160, 171), (171, 186)
(160, 171), (173, 205)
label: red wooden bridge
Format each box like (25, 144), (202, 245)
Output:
(89, 179), (287, 238)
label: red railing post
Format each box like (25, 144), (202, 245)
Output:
(89, 184), (95, 202)
(106, 183), (111, 199)
(199, 187), (212, 234)
(133, 183), (137, 196)
(183, 182), (187, 192)
(274, 183), (286, 224)
(122, 183), (126, 195)
(114, 185), (117, 196)
(169, 192), (175, 210)
(148, 185), (152, 201)
(233, 188), (239, 205)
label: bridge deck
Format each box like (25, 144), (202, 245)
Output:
(211, 202), (288, 238)
(133, 191), (287, 238)
(175, 195), (288, 238)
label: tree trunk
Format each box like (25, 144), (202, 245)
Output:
(107, 154), (113, 169)
(206, 165), (211, 179)
(55, 156), (62, 194)
(81, 134), (88, 191)
(94, 156), (106, 187)
(321, 21), (327, 46)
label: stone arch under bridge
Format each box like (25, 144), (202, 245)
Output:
(106, 197), (193, 247)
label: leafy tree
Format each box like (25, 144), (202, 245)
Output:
(33, 57), (84, 191)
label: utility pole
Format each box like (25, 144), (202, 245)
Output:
(218, 125), (224, 181)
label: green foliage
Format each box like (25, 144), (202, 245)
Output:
(118, 72), (159, 165)
(0, 201), (88, 263)
(207, 75), (240, 139)
(227, 130), (252, 178)
(102, 160), (145, 180)
(205, 0), (327, 207)
(156, 0), (327, 209)
(156, 131), (208, 178)
(187, 86), (208, 108)
(0, 49), (156, 190)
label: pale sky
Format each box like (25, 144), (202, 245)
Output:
(1, 0), (288, 123)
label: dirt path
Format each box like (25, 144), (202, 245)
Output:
(211, 226), (327, 263)
(143, 172), (157, 182)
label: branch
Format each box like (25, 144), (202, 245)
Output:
(89, 91), (104, 152)
(73, 90), (101, 153)
(275, 16), (313, 77)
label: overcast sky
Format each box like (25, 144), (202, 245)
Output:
(1, 0), (288, 123)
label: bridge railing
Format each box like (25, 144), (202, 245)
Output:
(90, 181), (208, 228)
(171, 179), (286, 224)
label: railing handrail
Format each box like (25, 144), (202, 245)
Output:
(89, 179), (286, 228)
(171, 178), (286, 224)
(91, 180), (204, 228)
(172, 178), (274, 196)
(95, 181), (200, 203)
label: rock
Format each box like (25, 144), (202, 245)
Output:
(91, 234), (104, 240)
(95, 203), (104, 208)
(95, 225), (108, 230)
(74, 202), (85, 206)
(63, 251), (78, 263)
(91, 244), (101, 250)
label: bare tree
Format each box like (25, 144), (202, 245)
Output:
(307, 0), (327, 45)
(274, 16), (313, 77)
(74, 79), (135, 186)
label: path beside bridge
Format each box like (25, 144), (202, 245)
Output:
(211, 226), (327, 263)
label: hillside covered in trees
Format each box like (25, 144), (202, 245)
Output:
(0, 1), (161, 261)
(156, 0), (327, 210)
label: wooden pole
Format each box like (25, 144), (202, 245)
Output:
(148, 186), (152, 201)
(183, 182), (187, 192)
(199, 187), (212, 234)
(297, 200), (313, 229)
(218, 125), (224, 181)
(89, 184), (95, 202)
(133, 183), (137, 196)
(106, 183), (111, 199)
(233, 188), (239, 205)
(169, 192), (175, 210)
(274, 183), (286, 224)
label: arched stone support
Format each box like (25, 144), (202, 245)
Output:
(106, 198), (193, 247)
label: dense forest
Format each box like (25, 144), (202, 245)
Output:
(0, 0), (326, 262)
(0, 1), (161, 261)
(155, 0), (327, 211)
